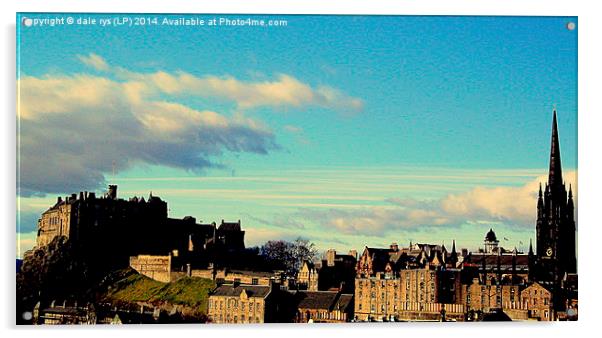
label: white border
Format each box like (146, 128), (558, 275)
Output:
(3, 1), (600, 338)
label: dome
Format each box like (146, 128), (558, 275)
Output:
(485, 228), (497, 242)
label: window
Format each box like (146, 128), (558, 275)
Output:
(252, 278), (259, 285)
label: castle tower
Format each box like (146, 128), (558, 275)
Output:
(535, 109), (577, 283)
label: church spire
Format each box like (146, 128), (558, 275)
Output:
(548, 108), (563, 189)
(528, 238), (534, 256)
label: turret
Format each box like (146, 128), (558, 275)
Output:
(537, 183), (545, 217)
(107, 185), (118, 199)
(449, 240), (458, 267)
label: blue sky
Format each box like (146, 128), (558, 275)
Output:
(16, 14), (577, 258)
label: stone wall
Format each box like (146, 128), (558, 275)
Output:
(129, 255), (171, 283)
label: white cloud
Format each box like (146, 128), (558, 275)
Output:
(297, 171), (577, 236)
(17, 72), (277, 196)
(77, 55), (364, 114)
(18, 54), (365, 196)
(76, 53), (110, 72)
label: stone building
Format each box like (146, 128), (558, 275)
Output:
(297, 260), (318, 291)
(208, 282), (281, 324)
(293, 290), (354, 323)
(318, 249), (357, 293)
(354, 244), (465, 321)
(32, 300), (96, 325)
(520, 282), (553, 321)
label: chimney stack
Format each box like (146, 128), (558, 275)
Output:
(108, 185), (118, 199)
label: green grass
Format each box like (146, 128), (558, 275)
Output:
(103, 270), (216, 313)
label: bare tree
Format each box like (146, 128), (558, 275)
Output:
(260, 237), (318, 275)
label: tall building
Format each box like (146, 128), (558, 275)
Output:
(535, 109), (577, 287)
(533, 109), (577, 317)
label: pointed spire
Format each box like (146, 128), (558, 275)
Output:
(528, 238), (534, 255)
(451, 240), (456, 253)
(548, 108), (563, 189)
(568, 184), (573, 199)
(539, 183), (543, 198)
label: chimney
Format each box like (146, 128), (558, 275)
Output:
(326, 249), (336, 267)
(108, 185), (118, 199)
(79, 191), (84, 201)
(88, 192), (95, 200)
(269, 277), (279, 292)
(57, 196), (62, 204)
(70, 193), (77, 201)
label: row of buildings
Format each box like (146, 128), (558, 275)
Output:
(204, 109), (577, 323)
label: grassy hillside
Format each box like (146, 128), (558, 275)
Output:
(102, 269), (216, 313)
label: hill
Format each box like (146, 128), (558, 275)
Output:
(99, 268), (216, 314)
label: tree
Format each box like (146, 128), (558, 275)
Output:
(259, 237), (318, 276)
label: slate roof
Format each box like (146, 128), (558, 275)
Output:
(296, 291), (339, 310)
(333, 294), (354, 312)
(464, 254), (529, 267)
(211, 284), (271, 298)
(218, 221), (241, 232)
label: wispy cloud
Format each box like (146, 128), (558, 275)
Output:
(244, 213), (306, 230)
(295, 171), (577, 236)
(83, 54), (364, 114)
(76, 53), (109, 72)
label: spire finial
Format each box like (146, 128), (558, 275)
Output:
(549, 108), (563, 189)
(528, 238), (534, 255)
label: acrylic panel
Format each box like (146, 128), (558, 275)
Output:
(16, 13), (578, 324)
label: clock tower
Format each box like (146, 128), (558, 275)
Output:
(535, 109), (577, 287)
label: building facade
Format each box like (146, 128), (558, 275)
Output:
(208, 283), (274, 324)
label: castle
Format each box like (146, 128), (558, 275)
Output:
(34, 184), (247, 273)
